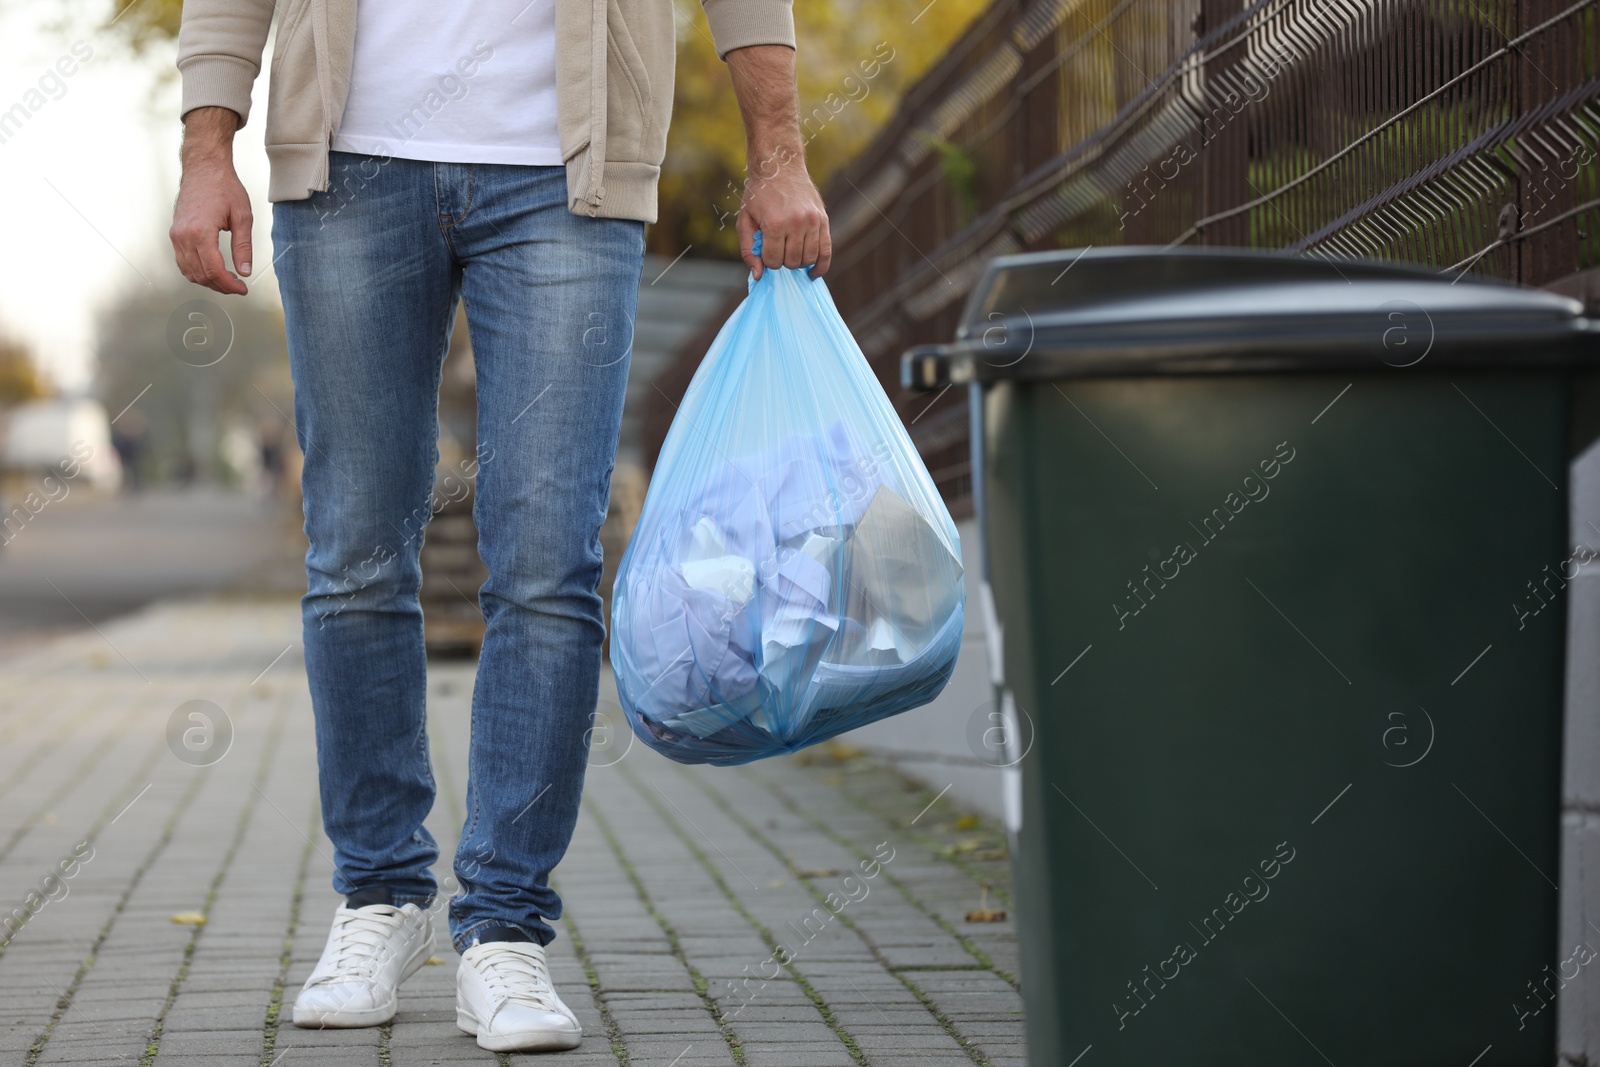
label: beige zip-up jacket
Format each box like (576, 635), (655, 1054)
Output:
(177, 0), (795, 222)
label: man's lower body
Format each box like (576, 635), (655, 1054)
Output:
(272, 151), (644, 1050)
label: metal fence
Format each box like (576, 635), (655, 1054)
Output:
(818, 0), (1600, 516)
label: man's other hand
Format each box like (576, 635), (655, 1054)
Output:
(170, 106), (252, 296)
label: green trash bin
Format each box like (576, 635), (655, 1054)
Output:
(902, 247), (1600, 1067)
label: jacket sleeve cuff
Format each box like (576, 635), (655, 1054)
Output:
(178, 53), (260, 128)
(700, 0), (796, 59)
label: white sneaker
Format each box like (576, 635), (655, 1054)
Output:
(292, 903), (433, 1028)
(455, 940), (582, 1052)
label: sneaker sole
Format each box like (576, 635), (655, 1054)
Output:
(456, 1007), (582, 1052)
(292, 929), (434, 1029)
(293, 999), (397, 1029)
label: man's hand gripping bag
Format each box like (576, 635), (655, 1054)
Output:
(610, 250), (965, 765)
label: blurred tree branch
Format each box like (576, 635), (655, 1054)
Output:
(0, 337), (51, 407)
(104, 0), (181, 55)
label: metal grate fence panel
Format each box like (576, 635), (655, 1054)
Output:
(820, 0), (1600, 514)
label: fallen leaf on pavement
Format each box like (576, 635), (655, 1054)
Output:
(965, 882), (1007, 923)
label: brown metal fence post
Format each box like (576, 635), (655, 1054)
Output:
(1197, 0), (1250, 247)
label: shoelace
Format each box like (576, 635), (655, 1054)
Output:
(474, 945), (561, 1011)
(320, 908), (407, 981)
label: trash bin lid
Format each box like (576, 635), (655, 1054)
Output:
(902, 246), (1599, 390)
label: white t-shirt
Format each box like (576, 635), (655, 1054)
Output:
(330, 0), (562, 165)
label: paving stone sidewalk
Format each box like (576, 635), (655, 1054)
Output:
(0, 597), (1024, 1067)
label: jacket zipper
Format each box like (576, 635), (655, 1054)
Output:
(583, 0), (607, 215)
(313, 0), (334, 193)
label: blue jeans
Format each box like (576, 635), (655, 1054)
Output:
(272, 151), (644, 950)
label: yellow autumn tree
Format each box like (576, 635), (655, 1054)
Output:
(0, 337), (50, 407)
(660, 1), (991, 257)
(104, 0), (181, 55)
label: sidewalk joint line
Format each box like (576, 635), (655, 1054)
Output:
(549, 872), (631, 1067)
(623, 766), (871, 1066)
(686, 765), (1008, 1063)
(0, 690), (106, 806)
(740, 763), (1018, 976)
(646, 780), (762, 891)
(585, 802), (750, 1065)
(24, 764), (211, 1064)
(259, 799), (318, 1067)
(844, 975), (915, 1041)
(1, 691), (162, 868)
(139, 699), (294, 1067)
(40, 975), (134, 1061)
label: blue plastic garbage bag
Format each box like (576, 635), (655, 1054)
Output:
(610, 245), (965, 766)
